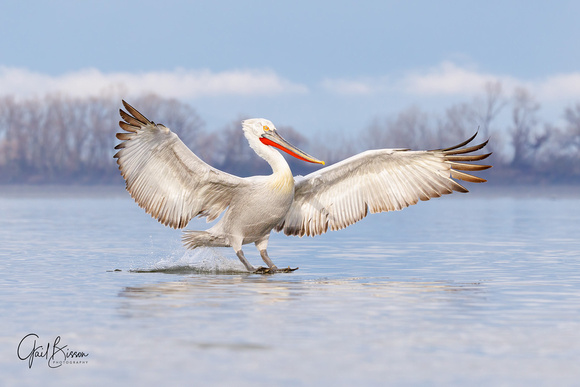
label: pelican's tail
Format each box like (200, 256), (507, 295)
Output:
(182, 231), (229, 249)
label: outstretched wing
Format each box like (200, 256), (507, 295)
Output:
(276, 133), (491, 237)
(114, 100), (244, 229)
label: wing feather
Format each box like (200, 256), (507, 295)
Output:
(276, 134), (491, 237)
(114, 100), (244, 229)
(119, 108), (144, 127)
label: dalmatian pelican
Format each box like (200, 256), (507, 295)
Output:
(114, 101), (491, 273)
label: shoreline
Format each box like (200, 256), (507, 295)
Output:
(1, 183), (579, 199)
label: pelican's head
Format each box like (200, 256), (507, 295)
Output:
(242, 119), (325, 165)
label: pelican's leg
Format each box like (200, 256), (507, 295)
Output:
(253, 238), (277, 273)
(254, 238), (298, 274)
(235, 249), (256, 272)
(259, 249), (278, 271)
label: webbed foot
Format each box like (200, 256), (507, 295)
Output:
(279, 266), (298, 273)
(253, 266), (299, 274)
(253, 266), (274, 274)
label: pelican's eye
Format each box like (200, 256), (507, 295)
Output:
(263, 125), (270, 132)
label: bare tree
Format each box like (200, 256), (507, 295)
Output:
(311, 129), (359, 167)
(564, 103), (580, 151)
(363, 106), (436, 150)
(509, 87), (544, 169)
(436, 103), (475, 146)
(561, 103), (580, 177)
(129, 94), (205, 150)
(0, 93), (205, 183)
(474, 81), (506, 138)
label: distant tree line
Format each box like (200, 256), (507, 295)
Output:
(353, 83), (580, 184)
(0, 83), (579, 184)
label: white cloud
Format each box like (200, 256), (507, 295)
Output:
(0, 67), (309, 98)
(3, 63), (580, 105)
(320, 61), (580, 103)
(534, 73), (580, 100)
(320, 77), (390, 95)
(319, 62), (519, 97)
(400, 61), (517, 96)
(402, 62), (580, 102)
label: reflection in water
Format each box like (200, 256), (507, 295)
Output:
(118, 273), (485, 319)
(120, 277), (485, 298)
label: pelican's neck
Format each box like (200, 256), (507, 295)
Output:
(264, 150), (294, 193)
(247, 136), (292, 177)
(242, 128), (293, 181)
(264, 148), (292, 176)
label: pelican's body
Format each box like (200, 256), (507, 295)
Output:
(114, 101), (491, 273)
(185, 167), (298, 270)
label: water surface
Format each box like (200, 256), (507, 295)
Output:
(1, 185), (579, 386)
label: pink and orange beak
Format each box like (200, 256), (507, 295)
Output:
(260, 130), (325, 165)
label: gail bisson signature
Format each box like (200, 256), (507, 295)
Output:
(17, 333), (89, 369)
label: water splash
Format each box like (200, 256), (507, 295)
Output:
(132, 248), (248, 274)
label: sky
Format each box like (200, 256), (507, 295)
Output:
(1, 0), (580, 137)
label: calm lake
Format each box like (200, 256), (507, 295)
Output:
(1, 185), (579, 386)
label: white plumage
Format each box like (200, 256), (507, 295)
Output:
(115, 101), (491, 273)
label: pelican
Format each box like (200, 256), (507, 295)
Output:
(114, 101), (491, 273)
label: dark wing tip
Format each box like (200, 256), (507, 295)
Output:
(438, 132), (492, 184)
(121, 100), (151, 124)
(443, 140), (489, 155)
(119, 121), (139, 132)
(435, 131), (479, 152)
